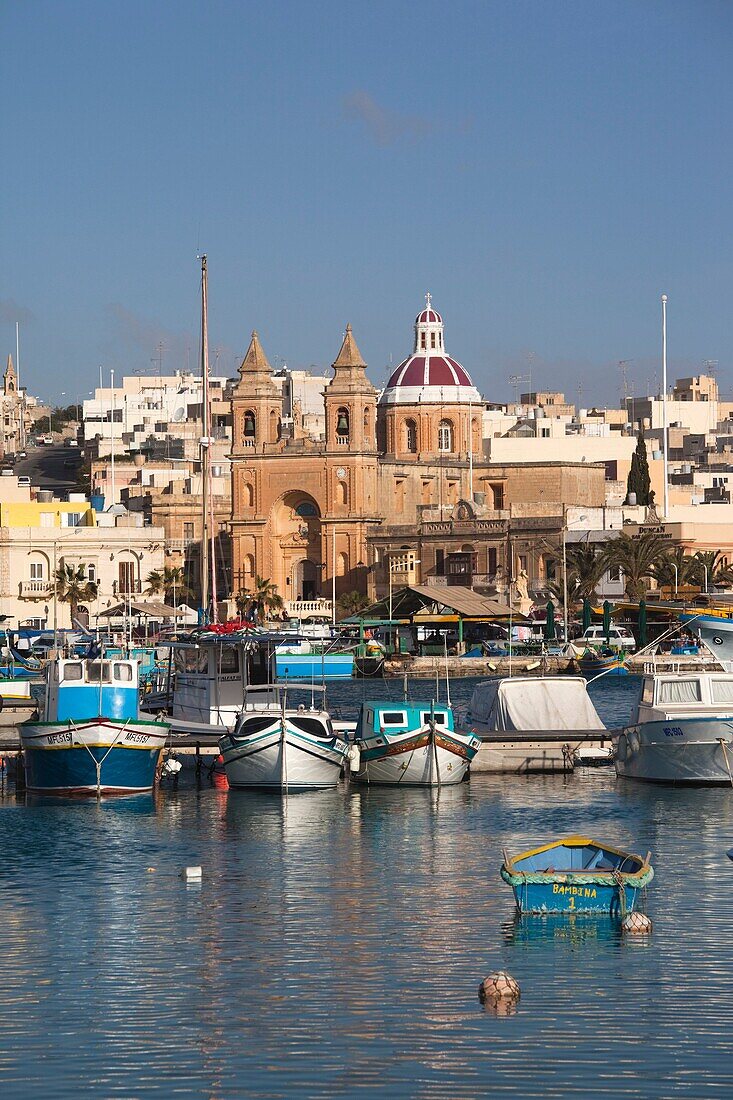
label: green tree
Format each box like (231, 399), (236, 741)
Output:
(625, 426), (651, 506)
(145, 566), (192, 605)
(691, 550), (733, 591)
(601, 531), (669, 600)
(55, 563), (98, 624)
(337, 590), (370, 619)
(650, 546), (701, 592)
(239, 576), (284, 620)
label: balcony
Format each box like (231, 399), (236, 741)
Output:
(166, 539), (195, 554)
(335, 435), (350, 446)
(113, 580), (143, 596)
(20, 579), (51, 599)
(284, 598), (332, 619)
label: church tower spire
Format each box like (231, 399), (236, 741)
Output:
(4, 354), (17, 395)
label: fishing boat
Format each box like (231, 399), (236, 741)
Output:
(0, 678), (39, 726)
(464, 676), (613, 772)
(274, 636), (354, 680)
(20, 655), (170, 796)
(616, 671), (733, 784)
(577, 647), (629, 677)
(501, 835), (654, 915)
(219, 686), (348, 791)
(680, 612), (733, 667)
(352, 700), (480, 786)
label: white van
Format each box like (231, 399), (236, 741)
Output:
(581, 625), (636, 651)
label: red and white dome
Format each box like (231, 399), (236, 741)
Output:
(380, 295), (482, 406)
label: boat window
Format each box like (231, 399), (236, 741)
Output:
(641, 679), (654, 705)
(290, 716), (329, 738)
(238, 715), (278, 736)
(218, 648), (239, 674)
(62, 662), (83, 681)
(86, 661), (111, 683)
(381, 711), (407, 727)
(113, 663), (133, 682)
(422, 711), (447, 725)
(710, 680), (733, 703)
(657, 679), (701, 704)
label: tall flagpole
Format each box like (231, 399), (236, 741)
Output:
(661, 294), (668, 518)
(200, 255), (210, 620)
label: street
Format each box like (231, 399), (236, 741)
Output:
(12, 444), (83, 496)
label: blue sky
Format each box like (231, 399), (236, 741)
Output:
(2, 0), (731, 406)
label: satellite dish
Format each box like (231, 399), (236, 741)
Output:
(173, 408), (185, 422)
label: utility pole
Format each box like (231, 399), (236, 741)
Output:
(661, 295), (669, 519)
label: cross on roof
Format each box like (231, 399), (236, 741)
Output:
(425, 292), (432, 309)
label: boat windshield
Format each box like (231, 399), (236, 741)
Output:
(711, 679), (733, 703)
(656, 679), (701, 705)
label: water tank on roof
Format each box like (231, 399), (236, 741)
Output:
(36, 490), (53, 503)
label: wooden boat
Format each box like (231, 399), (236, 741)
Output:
(353, 700), (480, 786)
(577, 648), (629, 677)
(21, 655), (169, 796)
(501, 835), (653, 915)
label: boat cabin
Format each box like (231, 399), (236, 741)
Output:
(356, 702), (454, 740)
(636, 672), (733, 719)
(46, 657), (140, 722)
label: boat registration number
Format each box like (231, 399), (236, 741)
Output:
(663, 727), (684, 738)
(125, 732), (150, 745)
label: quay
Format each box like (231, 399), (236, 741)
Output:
(383, 653), (724, 678)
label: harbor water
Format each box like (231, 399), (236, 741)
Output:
(1, 676), (733, 1097)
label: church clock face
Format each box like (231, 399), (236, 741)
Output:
(336, 467), (347, 480)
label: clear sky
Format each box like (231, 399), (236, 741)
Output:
(2, 0), (731, 406)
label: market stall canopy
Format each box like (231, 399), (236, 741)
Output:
(344, 584), (522, 623)
(99, 600), (179, 619)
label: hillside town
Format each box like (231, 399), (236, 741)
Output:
(1, 296), (731, 635)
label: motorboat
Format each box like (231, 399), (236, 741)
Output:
(501, 835), (654, 915)
(20, 655), (169, 796)
(352, 700), (480, 786)
(464, 676), (612, 773)
(274, 636), (354, 681)
(616, 671), (733, 784)
(219, 686), (348, 791)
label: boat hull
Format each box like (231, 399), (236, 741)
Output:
(508, 879), (643, 916)
(616, 718), (733, 784)
(220, 723), (347, 791)
(357, 728), (479, 786)
(21, 718), (169, 795)
(275, 653), (354, 680)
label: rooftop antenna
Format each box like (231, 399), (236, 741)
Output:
(703, 359), (719, 375)
(508, 373), (531, 406)
(151, 341), (163, 377)
(619, 359), (633, 405)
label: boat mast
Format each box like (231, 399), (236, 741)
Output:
(200, 256), (210, 620)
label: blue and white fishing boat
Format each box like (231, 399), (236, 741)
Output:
(501, 835), (654, 915)
(352, 700), (480, 786)
(275, 640), (354, 681)
(616, 671), (733, 784)
(219, 686), (348, 791)
(577, 648), (629, 677)
(21, 655), (169, 796)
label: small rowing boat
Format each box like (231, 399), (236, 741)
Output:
(501, 835), (653, 915)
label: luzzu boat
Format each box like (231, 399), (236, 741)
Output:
(21, 655), (170, 796)
(577, 648), (629, 677)
(219, 687), (348, 791)
(352, 701), (480, 786)
(501, 835), (653, 915)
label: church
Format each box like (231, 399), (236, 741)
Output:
(229, 300), (605, 607)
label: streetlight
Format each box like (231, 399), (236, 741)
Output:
(671, 562), (678, 598)
(562, 510), (588, 644)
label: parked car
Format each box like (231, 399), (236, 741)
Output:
(581, 624), (636, 651)
(17, 476), (31, 487)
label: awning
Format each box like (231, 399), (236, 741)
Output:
(99, 600), (179, 619)
(344, 584), (522, 623)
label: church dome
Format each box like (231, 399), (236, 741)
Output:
(380, 295), (482, 406)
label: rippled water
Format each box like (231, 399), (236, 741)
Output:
(1, 677), (733, 1097)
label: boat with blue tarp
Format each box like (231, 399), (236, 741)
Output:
(20, 654), (169, 796)
(501, 835), (653, 915)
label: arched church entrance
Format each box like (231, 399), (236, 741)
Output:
(270, 491), (322, 605)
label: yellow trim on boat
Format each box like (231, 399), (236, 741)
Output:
(505, 834), (647, 871)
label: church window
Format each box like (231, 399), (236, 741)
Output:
(404, 419), (417, 453)
(491, 484), (504, 510)
(295, 501), (318, 518)
(420, 333), (426, 349)
(438, 420), (454, 453)
(243, 554), (255, 582)
(336, 407), (350, 442)
(244, 482), (254, 507)
(363, 407), (370, 439)
(430, 332), (436, 349)
(337, 480), (348, 506)
(395, 479), (405, 513)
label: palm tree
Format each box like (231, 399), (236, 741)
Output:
(337, 590), (370, 619)
(650, 546), (701, 593)
(241, 576), (284, 621)
(55, 563), (98, 624)
(145, 566), (192, 605)
(601, 531), (669, 600)
(545, 545), (605, 612)
(691, 550), (733, 591)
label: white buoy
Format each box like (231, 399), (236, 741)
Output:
(622, 911), (653, 934)
(182, 866), (203, 881)
(162, 758), (183, 776)
(478, 970), (520, 1004)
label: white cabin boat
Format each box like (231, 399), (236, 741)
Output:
(219, 687), (348, 791)
(353, 700), (479, 786)
(616, 671), (733, 784)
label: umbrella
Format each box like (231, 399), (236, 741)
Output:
(582, 598), (592, 632)
(603, 600), (612, 645)
(544, 600), (556, 641)
(638, 599), (648, 648)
